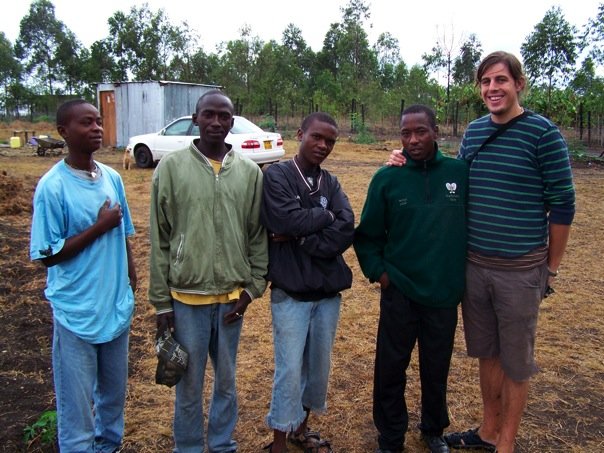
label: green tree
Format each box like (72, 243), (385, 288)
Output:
(82, 39), (124, 84)
(15, 0), (73, 95)
(107, 4), (194, 80)
(317, 23), (345, 81)
(214, 25), (263, 111)
(374, 32), (401, 90)
(250, 40), (288, 113)
(422, 26), (462, 105)
(570, 57), (604, 114)
(452, 34), (482, 85)
(405, 65), (441, 107)
(524, 85), (578, 126)
(339, 0), (377, 85)
(171, 48), (220, 85)
(280, 23), (315, 112)
(585, 3), (604, 66)
(0, 32), (22, 116)
(521, 6), (579, 113)
(316, 0), (378, 113)
(55, 29), (85, 94)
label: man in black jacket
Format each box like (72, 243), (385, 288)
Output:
(261, 112), (354, 453)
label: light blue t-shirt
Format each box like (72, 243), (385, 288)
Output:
(30, 160), (135, 344)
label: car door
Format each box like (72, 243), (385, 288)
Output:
(153, 118), (196, 158)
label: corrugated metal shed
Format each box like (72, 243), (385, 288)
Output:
(96, 81), (221, 147)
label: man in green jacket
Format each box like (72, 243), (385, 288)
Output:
(354, 104), (468, 453)
(149, 90), (268, 453)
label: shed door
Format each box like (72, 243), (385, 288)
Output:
(100, 91), (116, 147)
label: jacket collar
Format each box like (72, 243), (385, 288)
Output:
(288, 157), (323, 195)
(190, 140), (234, 168)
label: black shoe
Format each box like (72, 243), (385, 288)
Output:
(421, 433), (450, 453)
(376, 449), (403, 453)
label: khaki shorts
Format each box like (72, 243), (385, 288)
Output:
(462, 261), (549, 381)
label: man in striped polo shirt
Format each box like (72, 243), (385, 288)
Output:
(390, 51), (575, 453)
(447, 51), (575, 453)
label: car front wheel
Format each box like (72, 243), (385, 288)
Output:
(134, 145), (153, 168)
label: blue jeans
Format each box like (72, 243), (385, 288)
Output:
(172, 301), (242, 453)
(53, 319), (129, 453)
(266, 288), (341, 432)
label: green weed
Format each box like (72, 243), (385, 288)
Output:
(23, 410), (57, 448)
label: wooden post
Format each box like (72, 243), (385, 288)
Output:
(579, 103), (584, 141)
(453, 101), (459, 137)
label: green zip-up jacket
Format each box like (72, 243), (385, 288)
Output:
(149, 142), (268, 313)
(354, 147), (468, 308)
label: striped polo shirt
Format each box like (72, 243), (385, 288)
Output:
(458, 112), (575, 258)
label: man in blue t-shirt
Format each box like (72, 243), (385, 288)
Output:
(30, 100), (136, 452)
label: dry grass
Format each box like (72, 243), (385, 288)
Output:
(0, 138), (602, 452)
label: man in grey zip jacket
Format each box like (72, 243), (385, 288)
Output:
(149, 90), (268, 453)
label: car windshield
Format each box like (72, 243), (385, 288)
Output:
(188, 116), (264, 137)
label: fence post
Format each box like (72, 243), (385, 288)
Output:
(579, 103), (583, 141)
(453, 101), (459, 137)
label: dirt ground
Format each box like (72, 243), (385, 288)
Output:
(0, 139), (603, 453)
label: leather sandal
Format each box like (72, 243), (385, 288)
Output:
(287, 429), (333, 453)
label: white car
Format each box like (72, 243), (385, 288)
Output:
(126, 115), (285, 168)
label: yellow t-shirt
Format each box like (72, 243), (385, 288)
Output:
(171, 157), (242, 305)
(171, 288), (243, 305)
(209, 158), (221, 175)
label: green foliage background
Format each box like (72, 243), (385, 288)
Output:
(2, 0), (604, 135)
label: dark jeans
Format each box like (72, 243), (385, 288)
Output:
(373, 284), (458, 450)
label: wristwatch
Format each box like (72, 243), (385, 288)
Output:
(547, 267), (558, 277)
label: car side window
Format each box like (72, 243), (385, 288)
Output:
(164, 119), (193, 136)
(190, 124), (200, 136)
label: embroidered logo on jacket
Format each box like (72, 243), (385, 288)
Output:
(445, 182), (461, 202)
(320, 196), (328, 209)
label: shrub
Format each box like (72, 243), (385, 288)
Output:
(258, 114), (276, 132)
(351, 113), (376, 144)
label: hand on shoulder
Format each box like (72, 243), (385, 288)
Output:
(386, 149), (406, 167)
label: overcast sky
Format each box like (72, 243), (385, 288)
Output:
(1, 0), (600, 67)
